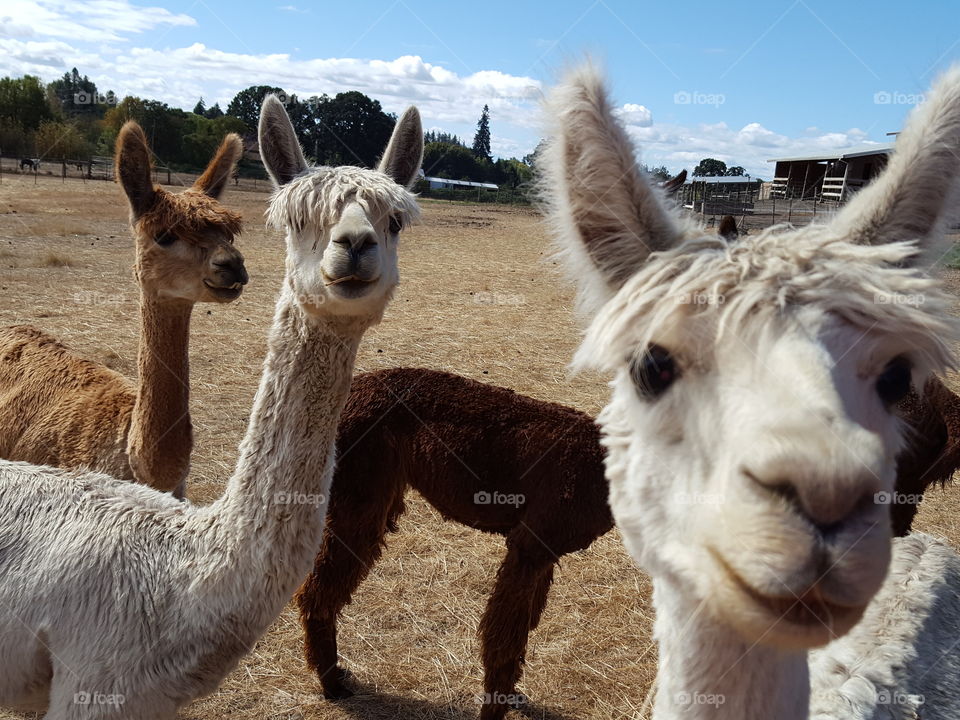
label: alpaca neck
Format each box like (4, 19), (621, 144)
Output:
(202, 286), (368, 623)
(651, 577), (809, 720)
(126, 293), (193, 493)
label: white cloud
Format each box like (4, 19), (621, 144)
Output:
(3, 0), (194, 43)
(617, 102), (653, 127)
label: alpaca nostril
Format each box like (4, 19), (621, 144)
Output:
(213, 260), (248, 286)
(744, 467), (876, 530)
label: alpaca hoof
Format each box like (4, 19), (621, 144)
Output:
(323, 685), (354, 701)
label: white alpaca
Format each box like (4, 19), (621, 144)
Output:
(540, 63), (960, 720)
(0, 95), (423, 719)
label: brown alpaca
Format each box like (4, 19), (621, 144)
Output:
(296, 368), (611, 720)
(0, 122), (247, 496)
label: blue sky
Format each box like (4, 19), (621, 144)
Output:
(3, 0), (959, 177)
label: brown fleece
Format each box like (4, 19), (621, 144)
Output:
(296, 368), (612, 720)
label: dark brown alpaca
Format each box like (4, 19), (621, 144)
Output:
(894, 377), (960, 534)
(295, 368), (611, 720)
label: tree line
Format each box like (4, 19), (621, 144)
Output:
(0, 70), (534, 189)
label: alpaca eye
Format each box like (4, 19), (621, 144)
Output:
(155, 231), (176, 247)
(876, 356), (912, 406)
(630, 345), (679, 399)
(388, 216), (402, 234)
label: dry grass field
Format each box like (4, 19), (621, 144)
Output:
(1, 173), (959, 720)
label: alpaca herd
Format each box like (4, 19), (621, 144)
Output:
(1, 62), (960, 720)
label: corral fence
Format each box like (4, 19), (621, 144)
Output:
(414, 181), (531, 205)
(682, 190), (845, 236)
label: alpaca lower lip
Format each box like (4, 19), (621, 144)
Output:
(204, 280), (243, 300)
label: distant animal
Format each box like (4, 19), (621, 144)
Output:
(0, 94), (423, 718)
(19, 158), (38, 171)
(0, 122), (247, 497)
(539, 60), (960, 720)
(296, 368), (611, 720)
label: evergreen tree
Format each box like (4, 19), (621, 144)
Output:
(193, 97), (206, 115)
(472, 104), (491, 160)
(205, 102), (223, 119)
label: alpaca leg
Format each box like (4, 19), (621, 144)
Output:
(479, 533), (556, 720)
(296, 491), (404, 700)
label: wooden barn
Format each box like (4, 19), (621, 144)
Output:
(680, 175), (761, 216)
(768, 143), (893, 202)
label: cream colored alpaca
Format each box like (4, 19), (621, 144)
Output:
(540, 63), (960, 720)
(0, 122), (247, 496)
(0, 97), (423, 719)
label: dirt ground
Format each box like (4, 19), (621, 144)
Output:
(1, 173), (958, 720)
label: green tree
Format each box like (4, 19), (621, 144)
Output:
(643, 164), (671, 182)
(34, 120), (91, 160)
(693, 158), (727, 176)
(308, 91), (394, 168)
(193, 98), (206, 115)
(227, 85), (286, 132)
(205, 102), (224, 119)
(0, 75), (54, 132)
(725, 166), (746, 176)
(472, 104), (491, 160)
(423, 141), (484, 181)
(47, 68), (102, 117)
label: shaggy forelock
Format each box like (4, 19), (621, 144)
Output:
(265, 165), (421, 233)
(137, 189), (243, 241)
(576, 225), (959, 377)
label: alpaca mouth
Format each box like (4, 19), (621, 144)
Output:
(711, 548), (865, 639)
(322, 272), (379, 296)
(204, 279), (244, 301)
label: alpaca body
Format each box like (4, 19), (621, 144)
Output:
(0, 299), (357, 718)
(296, 368), (611, 719)
(0, 124), (247, 495)
(0, 97), (424, 718)
(0, 325), (133, 481)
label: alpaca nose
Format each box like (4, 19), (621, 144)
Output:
(333, 232), (377, 263)
(213, 257), (248, 286)
(744, 460), (882, 531)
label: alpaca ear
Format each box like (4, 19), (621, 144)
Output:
(115, 121), (156, 218)
(258, 95), (307, 188)
(193, 133), (242, 199)
(831, 65), (960, 262)
(378, 106), (423, 188)
(540, 63), (682, 313)
(663, 169), (687, 194)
